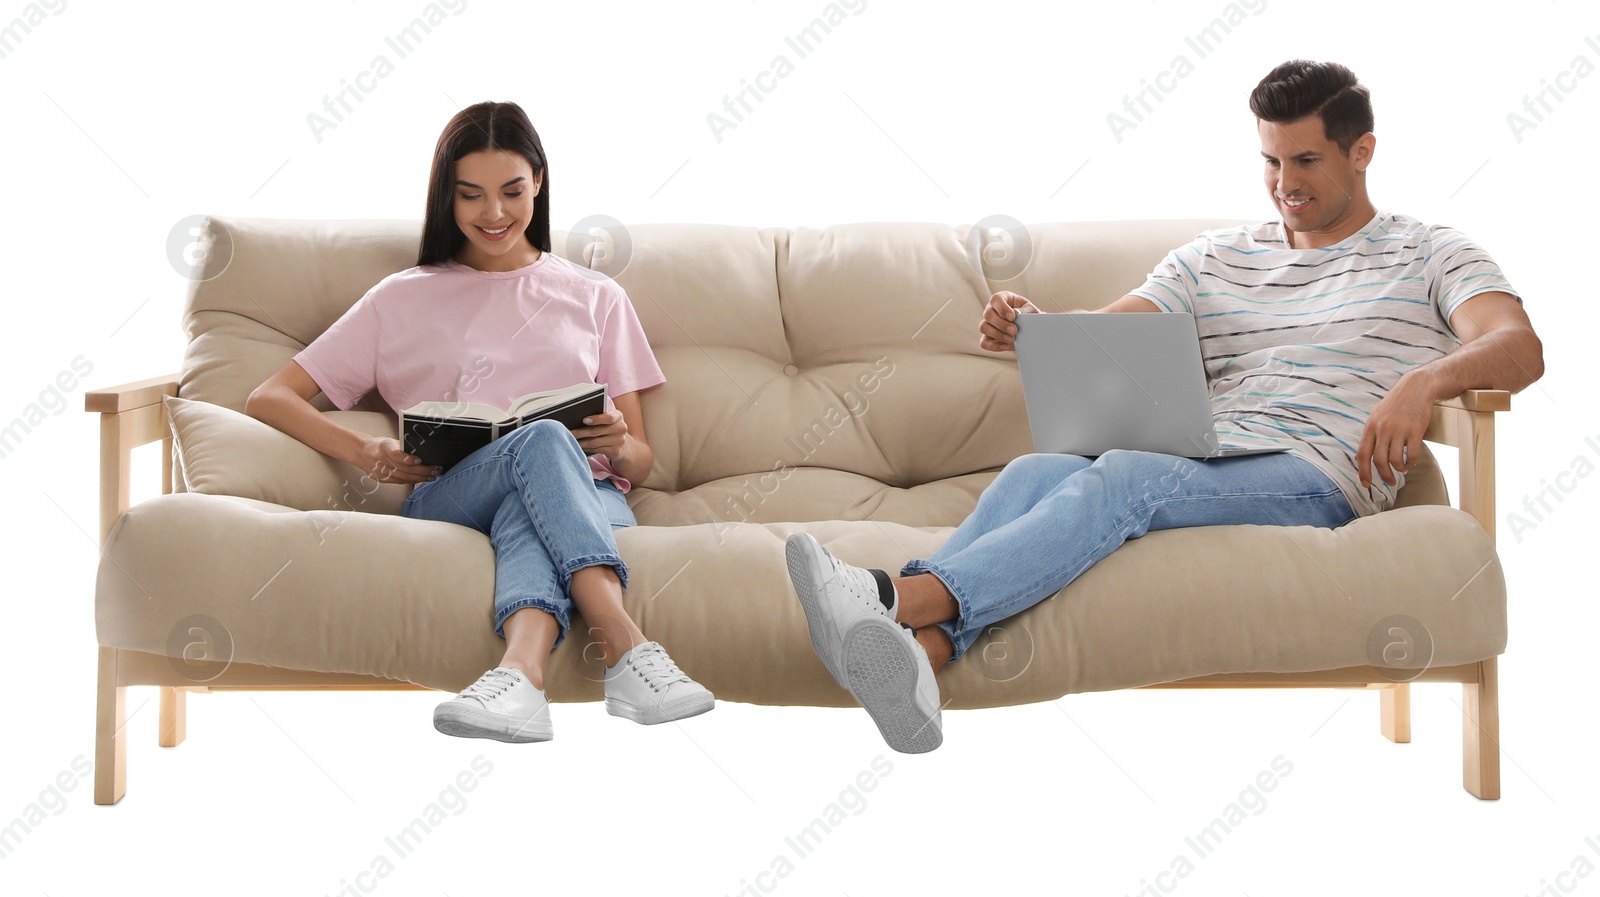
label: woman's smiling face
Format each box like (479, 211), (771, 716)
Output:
(452, 149), (542, 271)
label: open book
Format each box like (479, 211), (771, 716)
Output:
(399, 382), (608, 472)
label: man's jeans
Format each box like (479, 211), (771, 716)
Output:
(900, 450), (1356, 661)
(402, 419), (634, 647)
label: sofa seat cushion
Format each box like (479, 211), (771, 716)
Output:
(97, 493), (1505, 706)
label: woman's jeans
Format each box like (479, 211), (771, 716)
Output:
(402, 419), (634, 647)
(901, 450), (1357, 662)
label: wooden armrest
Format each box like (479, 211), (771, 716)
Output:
(84, 374), (181, 414)
(1433, 389), (1510, 413)
(87, 374), (180, 543)
(1424, 390), (1510, 544)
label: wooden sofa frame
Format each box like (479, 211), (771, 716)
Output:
(86, 375), (1510, 804)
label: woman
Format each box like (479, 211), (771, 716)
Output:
(246, 101), (712, 743)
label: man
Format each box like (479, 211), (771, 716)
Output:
(785, 59), (1545, 753)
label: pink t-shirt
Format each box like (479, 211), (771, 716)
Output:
(294, 252), (665, 492)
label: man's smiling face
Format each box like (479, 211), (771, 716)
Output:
(1259, 113), (1375, 249)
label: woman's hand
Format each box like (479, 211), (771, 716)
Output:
(572, 410), (629, 463)
(357, 435), (439, 485)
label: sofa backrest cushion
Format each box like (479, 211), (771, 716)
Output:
(178, 217), (1448, 520)
(165, 396), (409, 515)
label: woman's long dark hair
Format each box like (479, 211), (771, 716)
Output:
(418, 101), (551, 266)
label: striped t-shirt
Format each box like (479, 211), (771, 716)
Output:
(1130, 211), (1520, 517)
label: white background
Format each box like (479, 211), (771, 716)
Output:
(2, 0), (1595, 894)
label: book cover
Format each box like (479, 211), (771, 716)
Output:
(399, 383), (608, 472)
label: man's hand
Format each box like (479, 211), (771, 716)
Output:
(1356, 369), (1437, 489)
(979, 291), (1041, 352)
(572, 409), (630, 463)
(358, 436), (438, 485)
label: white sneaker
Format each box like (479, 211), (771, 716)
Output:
(785, 532), (899, 687)
(785, 532), (942, 753)
(604, 641), (715, 725)
(433, 667), (553, 743)
(843, 616), (943, 754)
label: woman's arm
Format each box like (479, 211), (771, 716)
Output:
(572, 389), (654, 486)
(245, 361), (437, 485)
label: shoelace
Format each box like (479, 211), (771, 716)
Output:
(824, 547), (890, 615)
(459, 669), (519, 706)
(628, 644), (692, 693)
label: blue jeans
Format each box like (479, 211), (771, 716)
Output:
(401, 419), (634, 647)
(900, 450), (1356, 662)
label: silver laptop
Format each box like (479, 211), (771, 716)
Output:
(1013, 312), (1287, 459)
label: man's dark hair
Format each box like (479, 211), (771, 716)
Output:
(1249, 60), (1374, 154)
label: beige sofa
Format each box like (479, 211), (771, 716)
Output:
(87, 217), (1510, 804)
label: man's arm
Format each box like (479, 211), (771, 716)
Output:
(1355, 291), (1544, 488)
(979, 292), (1158, 352)
(1433, 291), (1545, 395)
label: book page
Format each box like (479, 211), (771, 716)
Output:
(507, 383), (604, 418)
(401, 401), (510, 424)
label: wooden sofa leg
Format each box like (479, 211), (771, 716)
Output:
(95, 647), (127, 805)
(1380, 683), (1411, 743)
(1463, 657), (1501, 800)
(159, 687), (186, 748)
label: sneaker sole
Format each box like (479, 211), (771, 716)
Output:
(433, 703), (553, 743)
(843, 617), (942, 754)
(605, 693), (715, 726)
(786, 533), (848, 687)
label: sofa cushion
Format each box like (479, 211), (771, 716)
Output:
(97, 493), (1505, 705)
(165, 396), (409, 515)
(176, 216), (1447, 519)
